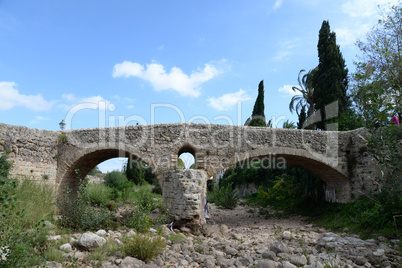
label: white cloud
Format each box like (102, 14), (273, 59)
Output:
(273, 0), (283, 10)
(207, 89), (251, 111)
(341, 0), (398, 18)
(273, 39), (299, 61)
(337, 0), (399, 46)
(278, 84), (298, 97)
(59, 94), (112, 111)
(112, 61), (221, 97)
(29, 115), (50, 125)
(0, 81), (55, 111)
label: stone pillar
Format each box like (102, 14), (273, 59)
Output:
(161, 169), (207, 224)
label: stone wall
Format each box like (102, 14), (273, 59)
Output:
(162, 169), (207, 224)
(0, 123), (59, 187)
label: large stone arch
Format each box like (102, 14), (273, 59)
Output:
(207, 147), (350, 203)
(56, 147), (154, 195)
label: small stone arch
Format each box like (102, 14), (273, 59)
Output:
(176, 143), (197, 169)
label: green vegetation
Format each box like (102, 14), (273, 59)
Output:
(208, 182), (239, 209)
(123, 233), (166, 262)
(245, 80), (266, 127)
(0, 154), (50, 267)
(313, 20), (349, 130)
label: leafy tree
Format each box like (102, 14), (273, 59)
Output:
(246, 80), (266, 126)
(189, 163), (196, 169)
(282, 120), (296, 129)
(290, 69), (316, 118)
(313, 20), (349, 130)
(88, 166), (101, 176)
(351, 5), (402, 125)
(125, 158), (144, 185)
(297, 105), (307, 129)
(177, 158), (185, 169)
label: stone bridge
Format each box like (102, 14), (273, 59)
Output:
(0, 122), (380, 223)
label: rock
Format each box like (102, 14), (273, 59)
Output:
(290, 254), (307, 266)
(149, 228), (157, 233)
(47, 235), (61, 241)
(180, 226), (191, 233)
(126, 230), (136, 237)
(45, 261), (63, 268)
(216, 257), (230, 268)
(355, 256), (369, 266)
(257, 259), (276, 268)
(262, 250), (276, 260)
(305, 261), (324, 268)
(101, 261), (118, 268)
(281, 261), (297, 268)
(203, 257), (215, 268)
(282, 231), (292, 240)
(239, 256), (254, 266)
(114, 238), (123, 246)
(378, 236), (387, 242)
(59, 243), (72, 252)
(225, 247), (238, 256)
(96, 229), (107, 236)
(44, 221), (55, 229)
(270, 241), (289, 254)
(220, 224), (229, 235)
(118, 256), (145, 268)
(68, 237), (76, 245)
(77, 232), (106, 250)
(63, 251), (86, 260)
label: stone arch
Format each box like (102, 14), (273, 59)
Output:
(176, 143), (198, 169)
(210, 148), (350, 203)
(56, 148), (153, 195)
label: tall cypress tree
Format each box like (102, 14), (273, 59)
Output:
(313, 20), (349, 130)
(125, 157), (144, 185)
(297, 105), (307, 129)
(246, 80), (266, 127)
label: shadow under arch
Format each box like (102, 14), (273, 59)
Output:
(210, 149), (350, 202)
(56, 148), (152, 196)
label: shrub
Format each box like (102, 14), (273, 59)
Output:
(13, 179), (55, 229)
(86, 183), (113, 206)
(208, 182), (239, 209)
(104, 171), (131, 200)
(57, 178), (113, 231)
(0, 176), (48, 267)
(123, 206), (154, 233)
(0, 151), (12, 178)
(135, 188), (158, 211)
(123, 233), (166, 262)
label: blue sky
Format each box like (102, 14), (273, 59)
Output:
(0, 0), (398, 171)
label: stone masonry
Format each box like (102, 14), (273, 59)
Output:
(0, 122), (383, 222)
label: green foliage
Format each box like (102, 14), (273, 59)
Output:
(351, 5), (402, 122)
(313, 20), (349, 130)
(177, 157), (186, 169)
(246, 80), (266, 127)
(297, 105), (307, 129)
(290, 69), (316, 120)
(0, 151), (12, 178)
(104, 171), (131, 199)
(123, 206), (154, 233)
(88, 166), (102, 176)
(57, 174), (113, 231)
(123, 233), (166, 262)
(125, 158), (145, 185)
(57, 133), (68, 144)
(0, 176), (48, 267)
(86, 183), (113, 206)
(13, 179), (55, 229)
(135, 188), (158, 211)
(208, 182), (239, 209)
(282, 120), (296, 129)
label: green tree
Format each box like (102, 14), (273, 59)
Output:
(290, 69), (316, 118)
(297, 105), (307, 129)
(282, 120), (296, 129)
(88, 166), (101, 176)
(125, 158), (144, 185)
(313, 20), (349, 130)
(177, 158), (185, 169)
(351, 5), (402, 125)
(246, 80), (266, 127)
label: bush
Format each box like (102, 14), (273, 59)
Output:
(123, 233), (166, 262)
(104, 171), (131, 200)
(13, 179), (55, 229)
(86, 183), (113, 206)
(0, 176), (48, 267)
(0, 151), (12, 178)
(136, 188), (158, 211)
(123, 207), (154, 233)
(208, 182), (239, 209)
(57, 177), (113, 231)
